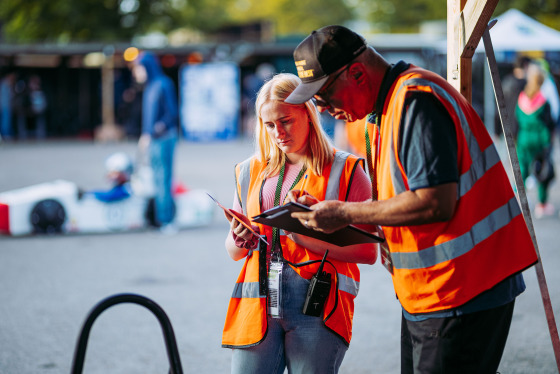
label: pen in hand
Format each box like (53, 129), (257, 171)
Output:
(298, 174), (308, 200)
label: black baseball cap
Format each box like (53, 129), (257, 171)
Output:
(285, 25), (367, 104)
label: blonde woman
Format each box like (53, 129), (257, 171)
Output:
(221, 73), (377, 374)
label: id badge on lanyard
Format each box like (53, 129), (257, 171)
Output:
(268, 261), (283, 318)
(265, 163), (306, 319)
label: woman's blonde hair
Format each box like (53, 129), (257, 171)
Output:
(254, 73), (333, 178)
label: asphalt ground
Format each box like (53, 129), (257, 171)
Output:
(0, 138), (559, 374)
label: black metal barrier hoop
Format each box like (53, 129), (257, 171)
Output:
(70, 293), (183, 374)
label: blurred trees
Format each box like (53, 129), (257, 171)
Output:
(349, 0), (560, 33)
(0, 0), (353, 43)
(224, 0), (353, 36)
(348, 0), (446, 33)
(0, 0), (184, 43)
(0, 0), (558, 43)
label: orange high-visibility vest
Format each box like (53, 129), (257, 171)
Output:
(345, 118), (374, 159)
(376, 65), (537, 314)
(222, 150), (365, 347)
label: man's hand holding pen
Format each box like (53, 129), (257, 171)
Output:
(287, 196), (349, 234)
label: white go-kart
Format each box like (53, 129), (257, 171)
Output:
(0, 153), (214, 236)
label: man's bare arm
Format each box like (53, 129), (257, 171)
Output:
(291, 182), (457, 233)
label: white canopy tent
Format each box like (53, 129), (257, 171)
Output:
(480, 8), (560, 52)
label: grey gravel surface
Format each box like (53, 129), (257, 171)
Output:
(0, 139), (558, 373)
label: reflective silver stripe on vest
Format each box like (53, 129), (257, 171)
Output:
(235, 268), (361, 298)
(398, 78), (502, 199)
(338, 273), (359, 296)
(231, 281), (264, 299)
(232, 274), (358, 298)
(390, 123), (408, 195)
(237, 159), (252, 217)
(388, 83), (410, 195)
(385, 76), (522, 270)
(237, 152), (357, 298)
(458, 145), (502, 198)
(391, 196), (521, 269)
(326, 151), (351, 200)
(238, 152), (350, 210)
(277, 151), (349, 237)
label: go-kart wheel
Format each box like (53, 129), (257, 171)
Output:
(30, 199), (66, 234)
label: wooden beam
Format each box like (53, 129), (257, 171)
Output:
(461, 0), (499, 58)
(447, 0), (469, 100)
(447, 0), (499, 102)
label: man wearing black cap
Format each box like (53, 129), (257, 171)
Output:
(287, 25), (537, 374)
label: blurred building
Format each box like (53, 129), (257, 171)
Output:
(0, 23), (448, 140)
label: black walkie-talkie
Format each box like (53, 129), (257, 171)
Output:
(303, 250), (331, 317)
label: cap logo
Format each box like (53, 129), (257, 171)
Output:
(295, 60), (314, 79)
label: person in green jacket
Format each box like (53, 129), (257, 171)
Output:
(515, 62), (556, 218)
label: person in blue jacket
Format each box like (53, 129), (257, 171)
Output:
(132, 51), (179, 233)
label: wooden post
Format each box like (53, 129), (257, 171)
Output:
(449, 2), (560, 369)
(484, 20), (560, 372)
(446, 0), (499, 102)
(95, 45), (124, 142)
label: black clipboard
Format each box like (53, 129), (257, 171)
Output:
(252, 202), (384, 247)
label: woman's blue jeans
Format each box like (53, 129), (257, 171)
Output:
(231, 264), (348, 374)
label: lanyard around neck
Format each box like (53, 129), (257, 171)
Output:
(365, 113), (379, 200)
(271, 162), (307, 256)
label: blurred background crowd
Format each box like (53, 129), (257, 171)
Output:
(0, 1), (559, 146)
